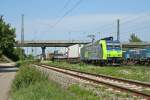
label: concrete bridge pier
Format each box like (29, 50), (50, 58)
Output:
(41, 46), (46, 60)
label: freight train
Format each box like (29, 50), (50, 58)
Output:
(80, 37), (122, 65)
(52, 37), (150, 66)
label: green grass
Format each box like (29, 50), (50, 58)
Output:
(16, 60), (39, 67)
(11, 63), (101, 100)
(11, 62), (146, 100)
(11, 64), (47, 92)
(42, 61), (150, 82)
(12, 82), (101, 100)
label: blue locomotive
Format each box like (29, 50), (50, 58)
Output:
(123, 48), (150, 65)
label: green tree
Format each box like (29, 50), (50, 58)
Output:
(13, 47), (26, 61)
(129, 33), (142, 42)
(0, 16), (17, 60)
(26, 54), (34, 60)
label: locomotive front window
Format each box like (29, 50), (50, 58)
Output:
(114, 45), (121, 50)
(107, 45), (121, 50)
(107, 45), (113, 50)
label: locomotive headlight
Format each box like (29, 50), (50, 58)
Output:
(118, 54), (121, 57)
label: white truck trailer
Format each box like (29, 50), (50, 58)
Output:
(66, 44), (84, 63)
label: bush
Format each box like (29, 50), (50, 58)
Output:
(12, 81), (67, 100)
(12, 65), (47, 92)
(11, 63), (101, 100)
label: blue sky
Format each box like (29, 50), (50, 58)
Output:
(1, 0), (150, 54)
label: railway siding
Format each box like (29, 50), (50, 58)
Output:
(35, 64), (149, 99)
(42, 61), (150, 82)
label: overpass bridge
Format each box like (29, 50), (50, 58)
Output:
(15, 40), (150, 59)
(15, 40), (90, 59)
(15, 40), (90, 47)
(15, 40), (150, 48)
(122, 42), (150, 48)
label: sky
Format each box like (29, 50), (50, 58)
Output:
(1, 0), (150, 55)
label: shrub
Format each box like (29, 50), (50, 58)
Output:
(12, 65), (47, 92)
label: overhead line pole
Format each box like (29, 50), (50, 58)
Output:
(21, 14), (24, 61)
(21, 14), (24, 44)
(117, 19), (120, 41)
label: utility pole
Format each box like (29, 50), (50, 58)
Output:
(21, 14), (24, 44)
(117, 19), (120, 41)
(21, 14), (24, 61)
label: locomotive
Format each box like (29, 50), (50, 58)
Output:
(80, 37), (122, 65)
(123, 48), (150, 65)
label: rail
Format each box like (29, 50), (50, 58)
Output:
(36, 64), (150, 99)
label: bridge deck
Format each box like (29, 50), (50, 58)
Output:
(15, 40), (150, 48)
(15, 40), (90, 47)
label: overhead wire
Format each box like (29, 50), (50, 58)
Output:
(51, 0), (83, 28)
(117, 8), (150, 36)
(120, 13), (150, 28)
(119, 8), (150, 24)
(121, 14), (150, 26)
(88, 5), (150, 41)
(96, 7), (150, 35)
(102, 12), (150, 37)
(41, 0), (72, 27)
(123, 23), (150, 33)
(57, 0), (72, 15)
(120, 13), (150, 34)
(49, 1), (150, 41)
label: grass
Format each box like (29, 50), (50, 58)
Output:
(11, 61), (143, 100)
(11, 63), (101, 100)
(42, 61), (150, 82)
(12, 81), (101, 100)
(11, 64), (47, 92)
(16, 60), (39, 67)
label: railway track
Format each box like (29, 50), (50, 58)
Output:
(36, 64), (150, 99)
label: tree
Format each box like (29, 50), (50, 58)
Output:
(13, 47), (26, 61)
(0, 16), (16, 60)
(129, 33), (142, 42)
(26, 54), (34, 60)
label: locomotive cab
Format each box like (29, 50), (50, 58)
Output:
(106, 41), (122, 58)
(99, 39), (122, 65)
